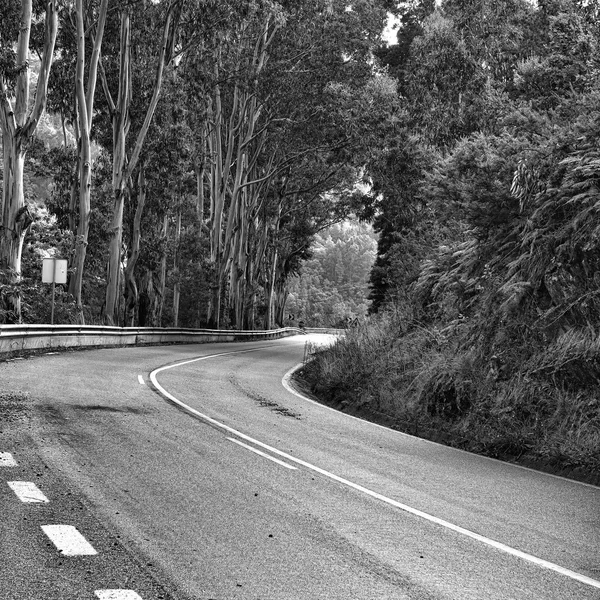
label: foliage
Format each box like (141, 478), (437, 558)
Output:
(300, 0), (600, 480)
(287, 221), (377, 327)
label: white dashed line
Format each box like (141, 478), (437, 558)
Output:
(0, 452), (17, 467)
(41, 524), (98, 555)
(138, 375), (144, 385)
(95, 591), (144, 600)
(227, 438), (297, 470)
(8, 481), (49, 503)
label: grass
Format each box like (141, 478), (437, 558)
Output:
(298, 311), (600, 485)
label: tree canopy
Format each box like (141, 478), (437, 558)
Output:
(1, 0), (392, 326)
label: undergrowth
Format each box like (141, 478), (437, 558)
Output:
(299, 310), (600, 483)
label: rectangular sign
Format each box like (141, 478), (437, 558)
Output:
(42, 258), (68, 284)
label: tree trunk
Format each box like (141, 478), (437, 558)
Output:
(103, 9), (131, 325)
(68, 0), (109, 323)
(104, 186), (126, 324)
(206, 14), (279, 330)
(157, 214), (168, 325)
(264, 246), (277, 330)
(172, 201), (182, 327)
(103, 3), (176, 324)
(123, 168), (146, 326)
(0, 141), (32, 322)
(0, 0), (58, 323)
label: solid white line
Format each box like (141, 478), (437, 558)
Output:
(41, 524), (98, 556)
(150, 349), (600, 590)
(138, 374), (145, 385)
(0, 452), (17, 467)
(95, 591), (144, 600)
(8, 481), (49, 503)
(282, 364), (600, 491)
(227, 437), (297, 470)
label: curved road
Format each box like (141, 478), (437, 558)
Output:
(0, 335), (598, 599)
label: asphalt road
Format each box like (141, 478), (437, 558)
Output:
(0, 335), (598, 600)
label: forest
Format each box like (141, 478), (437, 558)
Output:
(286, 221), (377, 328)
(299, 0), (600, 481)
(1, 0), (394, 328)
(1, 1), (599, 478)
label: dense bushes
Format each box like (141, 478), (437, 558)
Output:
(300, 309), (600, 480)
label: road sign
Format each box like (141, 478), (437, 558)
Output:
(42, 257), (68, 324)
(42, 258), (68, 284)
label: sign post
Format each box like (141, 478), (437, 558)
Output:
(42, 258), (68, 325)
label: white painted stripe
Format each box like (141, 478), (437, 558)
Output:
(150, 350), (600, 590)
(227, 437), (297, 470)
(41, 525), (97, 555)
(138, 374), (145, 385)
(95, 590), (144, 600)
(0, 452), (17, 467)
(8, 481), (49, 503)
(282, 363), (600, 491)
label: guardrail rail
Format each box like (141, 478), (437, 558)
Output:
(0, 324), (305, 359)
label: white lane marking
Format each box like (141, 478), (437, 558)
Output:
(0, 452), (18, 467)
(283, 364), (600, 491)
(227, 437), (297, 470)
(138, 374), (145, 385)
(151, 350), (600, 590)
(95, 591), (144, 600)
(8, 481), (49, 503)
(41, 524), (98, 555)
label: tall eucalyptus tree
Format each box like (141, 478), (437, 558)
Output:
(0, 0), (59, 322)
(69, 0), (109, 322)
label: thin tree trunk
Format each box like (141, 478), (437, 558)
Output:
(264, 246), (277, 330)
(103, 3), (177, 324)
(172, 200), (182, 327)
(103, 7), (130, 324)
(157, 214), (168, 325)
(68, 0), (109, 323)
(123, 167), (146, 326)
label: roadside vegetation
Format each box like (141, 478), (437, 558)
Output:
(299, 0), (600, 483)
(2, 0), (599, 480)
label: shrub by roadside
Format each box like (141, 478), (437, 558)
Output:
(297, 311), (600, 486)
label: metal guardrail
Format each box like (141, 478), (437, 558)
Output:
(0, 324), (305, 358)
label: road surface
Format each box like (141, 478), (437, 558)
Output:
(0, 335), (598, 599)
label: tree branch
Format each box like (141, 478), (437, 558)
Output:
(22, 0), (59, 139)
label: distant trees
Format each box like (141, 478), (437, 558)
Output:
(287, 221), (377, 327)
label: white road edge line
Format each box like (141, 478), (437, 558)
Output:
(138, 374), (145, 385)
(150, 348), (600, 591)
(41, 524), (98, 556)
(8, 481), (49, 503)
(95, 590), (144, 600)
(282, 363), (600, 492)
(0, 452), (18, 467)
(227, 437), (297, 470)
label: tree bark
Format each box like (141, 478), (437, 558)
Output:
(123, 167), (146, 326)
(0, 0), (58, 323)
(103, 2), (176, 324)
(172, 199), (182, 327)
(157, 213), (168, 325)
(68, 0), (109, 323)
